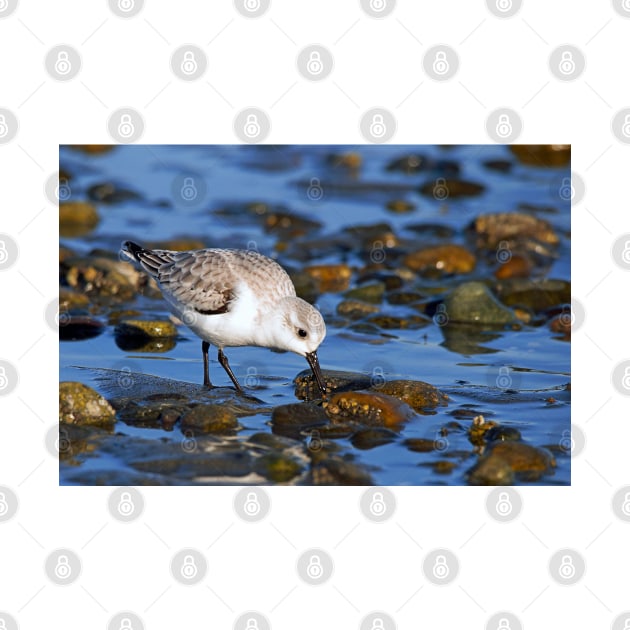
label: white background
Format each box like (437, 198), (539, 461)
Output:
(1, 1), (629, 628)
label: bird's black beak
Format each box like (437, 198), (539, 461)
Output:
(305, 351), (327, 399)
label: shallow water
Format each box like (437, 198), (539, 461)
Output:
(59, 144), (570, 486)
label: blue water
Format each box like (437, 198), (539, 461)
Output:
(60, 144), (570, 485)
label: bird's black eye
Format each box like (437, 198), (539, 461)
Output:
(297, 329), (308, 338)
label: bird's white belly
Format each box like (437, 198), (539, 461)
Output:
(165, 283), (268, 349)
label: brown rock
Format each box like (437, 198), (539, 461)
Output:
(304, 264), (352, 292)
(180, 405), (238, 433)
(509, 145), (570, 167)
(495, 254), (532, 279)
(419, 179), (485, 198)
(59, 202), (100, 237)
(404, 245), (476, 275)
(373, 380), (448, 412)
(325, 390), (416, 427)
(59, 382), (116, 427)
(469, 212), (559, 249)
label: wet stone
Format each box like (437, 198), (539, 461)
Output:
(467, 441), (555, 485)
(403, 437), (440, 453)
(294, 369), (373, 400)
(253, 453), (303, 483)
(365, 313), (431, 330)
(324, 390), (417, 427)
(303, 264), (352, 292)
(306, 457), (374, 485)
(488, 441), (556, 473)
(386, 199), (416, 213)
(404, 223), (456, 239)
(468, 414), (499, 445)
(483, 159), (513, 173)
(385, 154), (460, 176)
(350, 427), (399, 450)
(343, 282), (385, 304)
(468, 212), (559, 250)
(69, 144), (116, 155)
(443, 281), (517, 325)
(180, 405), (238, 434)
(59, 382), (116, 427)
(59, 315), (105, 341)
(271, 402), (329, 429)
(509, 144), (570, 168)
(344, 223), (398, 248)
(495, 279), (571, 312)
(115, 319), (178, 339)
(59, 288), (90, 310)
(549, 313), (571, 340)
(324, 151), (362, 170)
(246, 432), (302, 450)
(373, 380), (449, 412)
(404, 244), (476, 276)
(466, 454), (515, 485)
(62, 256), (141, 300)
(385, 290), (425, 305)
(59, 201), (100, 237)
(336, 299), (380, 319)
(419, 179), (485, 198)
(495, 254), (532, 279)
(484, 426), (522, 442)
(87, 182), (141, 204)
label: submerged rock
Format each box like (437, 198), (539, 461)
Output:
(294, 369), (373, 400)
(303, 264), (352, 292)
(468, 211), (559, 250)
(180, 405), (238, 434)
(59, 201), (100, 237)
(372, 380), (448, 412)
(467, 441), (555, 485)
(443, 282), (517, 325)
(404, 244), (476, 275)
(324, 390), (416, 427)
(59, 382), (116, 427)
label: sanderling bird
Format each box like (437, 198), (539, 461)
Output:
(122, 241), (327, 397)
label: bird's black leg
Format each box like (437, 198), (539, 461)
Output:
(202, 341), (211, 387)
(218, 348), (243, 393)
